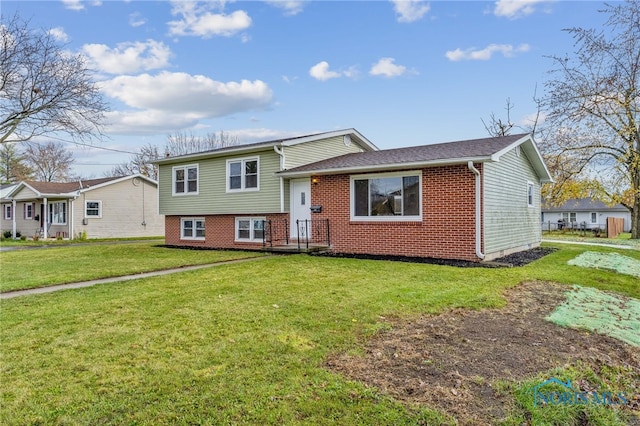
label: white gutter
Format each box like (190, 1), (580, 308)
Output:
(467, 161), (485, 260)
(273, 144), (285, 212)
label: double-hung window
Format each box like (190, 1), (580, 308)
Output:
(173, 164), (199, 195)
(351, 172), (421, 221)
(24, 203), (34, 220)
(527, 182), (535, 207)
(590, 212), (598, 224)
(49, 202), (67, 225)
(227, 157), (259, 192)
(235, 217), (265, 242)
(562, 212), (576, 223)
(181, 218), (205, 240)
(3, 204), (12, 220)
(85, 201), (102, 218)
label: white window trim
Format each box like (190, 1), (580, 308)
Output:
(590, 212), (598, 224)
(350, 171), (422, 222)
(527, 181), (535, 207)
(180, 217), (206, 241)
(226, 157), (260, 193)
(234, 216), (266, 242)
(49, 201), (67, 225)
(3, 204), (12, 220)
(85, 200), (102, 218)
(172, 164), (199, 196)
(24, 202), (34, 220)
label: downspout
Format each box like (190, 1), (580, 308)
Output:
(467, 161), (485, 260)
(274, 144), (285, 213)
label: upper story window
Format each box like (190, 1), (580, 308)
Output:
(49, 201), (67, 225)
(173, 164), (199, 196)
(227, 157), (259, 192)
(85, 201), (102, 218)
(351, 171), (421, 221)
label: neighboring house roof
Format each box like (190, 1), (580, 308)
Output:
(542, 198), (629, 212)
(153, 128), (378, 165)
(4, 174), (157, 199)
(278, 133), (552, 182)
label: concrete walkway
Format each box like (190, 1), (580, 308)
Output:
(542, 239), (638, 250)
(1, 256), (268, 300)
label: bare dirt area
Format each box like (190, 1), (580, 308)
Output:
(326, 281), (640, 425)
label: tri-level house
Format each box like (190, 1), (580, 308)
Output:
(155, 129), (552, 262)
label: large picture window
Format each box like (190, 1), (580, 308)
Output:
(181, 217), (205, 240)
(235, 217), (265, 242)
(227, 157), (259, 192)
(351, 172), (421, 221)
(173, 164), (199, 195)
(49, 202), (67, 225)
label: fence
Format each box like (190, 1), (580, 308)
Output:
(606, 217), (625, 239)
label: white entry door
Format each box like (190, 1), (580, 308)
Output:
(290, 178), (311, 239)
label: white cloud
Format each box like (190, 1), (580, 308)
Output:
(168, 1), (252, 38)
(391, 0), (431, 23)
(370, 57), (407, 78)
(129, 12), (147, 28)
(48, 27), (69, 43)
(265, 1), (305, 16)
(82, 40), (172, 74)
(445, 43), (530, 61)
(309, 61), (341, 81)
(493, 0), (551, 19)
(61, 0), (102, 11)
(99, 71), (273, 134)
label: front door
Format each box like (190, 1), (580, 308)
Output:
(290, 178), (311, 239)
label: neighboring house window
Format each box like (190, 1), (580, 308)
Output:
(85, 201), (102, 218)
(235, 217), (265, 242)
(527, 182), (535, 207)
(227, 157), (259, 192)
(351, 171), (421, 221)
(49, 202), (67, 225)
(562, 212), (577, 223)
(173, 165), (199, 195)
(24, 203), (34, 220)
(591, 212), (598, 224)
(3, 204), (12, 220)
(181, 217), (205, 240)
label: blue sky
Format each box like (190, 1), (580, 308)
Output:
(4, 0), (612, 177)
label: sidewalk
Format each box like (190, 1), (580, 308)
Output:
(1, 256), (268, 300)
(542, 239), (637, 250)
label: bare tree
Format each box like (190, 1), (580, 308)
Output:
(23, 141), (74, 182)
(165, 130), (239, 156)
(0, 13), (108, 144)
(110, 143), (160, 180)
(482, 98), (516, 137)
(539, 0), (640, 238)
(0, 143), (32, 183)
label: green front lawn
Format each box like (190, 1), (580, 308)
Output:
(0, 242), (266, 292)
(1, 244), (638, 424)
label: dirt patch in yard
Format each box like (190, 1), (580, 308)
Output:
(326, 281), (640, 425)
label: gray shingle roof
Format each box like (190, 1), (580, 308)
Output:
(542, 198), (628, 212)
(279, 133), (529, 175)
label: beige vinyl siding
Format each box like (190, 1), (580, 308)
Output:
(11, 186), (38, 200)
(159, 149), (282, 215)
(483, 148), (541, 258)
(0, 201), (41, 237)
(74, 178), (164, 238)
(284, 136), (367, 169)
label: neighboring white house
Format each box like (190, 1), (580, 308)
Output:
(541, 198), (631, 232)
(1, 175), (164, 239)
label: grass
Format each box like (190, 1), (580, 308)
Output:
(543, 231), (640, 249)
(0, 242), (266, 292)
(0, 235), (164, 247)
(1, 243), (639, 424)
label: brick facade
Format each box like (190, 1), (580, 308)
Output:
(310, 165), (483, 261)
(165, 213), (288, 250)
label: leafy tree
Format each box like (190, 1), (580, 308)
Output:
(0, 13), (108, 144)
(539, 0), (640, 238)
(0, 143), (32, 183)
(23, 141), (74, 182)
